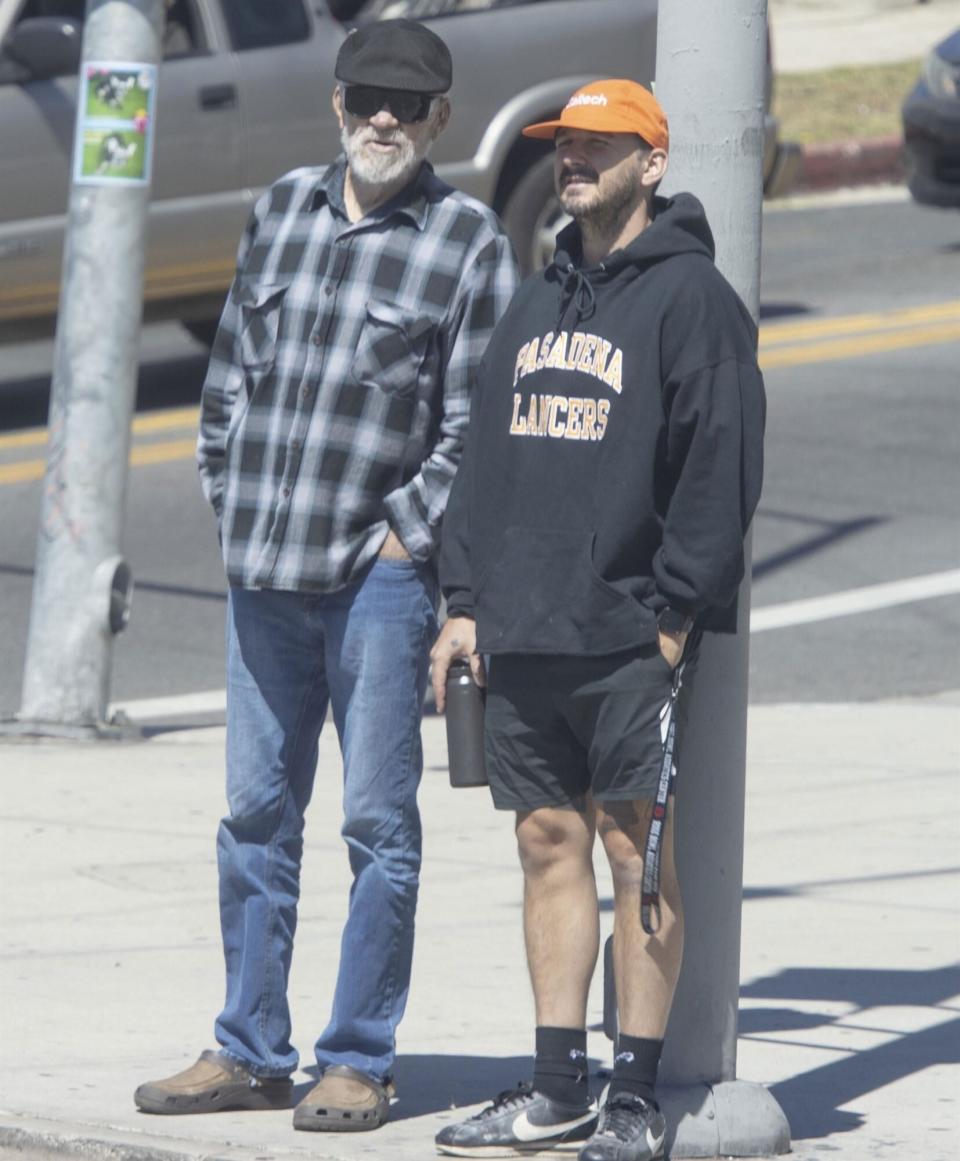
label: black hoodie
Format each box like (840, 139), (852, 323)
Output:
(439, 192), (766, 656)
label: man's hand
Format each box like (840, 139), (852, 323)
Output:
(379, 529), (411, 560)
(430, 616), (485, 712)
(658, 628), (688, 671)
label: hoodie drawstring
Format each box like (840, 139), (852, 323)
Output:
(555, 263), (598, 331)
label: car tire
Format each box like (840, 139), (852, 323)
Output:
(501, 152), (570, 276)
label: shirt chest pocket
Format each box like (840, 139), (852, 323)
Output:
(234, 278), (291, 372)
(351, 300), (437, 399)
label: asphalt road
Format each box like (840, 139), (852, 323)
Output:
(1, 191), (958, 717)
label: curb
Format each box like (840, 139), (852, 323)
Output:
(795, 134), (904, 192)
(0, 1121), (255, 1161)
(0, 1127), (187, 1161)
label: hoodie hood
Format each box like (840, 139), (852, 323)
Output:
(550, 192), (716, 330)
(554, 191), (715, 273)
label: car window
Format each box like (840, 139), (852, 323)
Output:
(9, 0), (205, 68)
(354, 0), (558, 18)
(220, 0), (310, 52)
(162, 0), (205, 59)
(17, 0), (84, 20)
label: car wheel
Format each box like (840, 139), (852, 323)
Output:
(502, 153), (570, 276)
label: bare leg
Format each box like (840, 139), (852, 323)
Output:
(516, 805), (599, 1028)
(596, 798), (683, 1038)
(433, 807), (601, 1153)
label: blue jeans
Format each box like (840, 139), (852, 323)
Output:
(214, 560), (438, 1082)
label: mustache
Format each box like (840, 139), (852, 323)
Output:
(560, 164), (599, 187)
(353, 128), (402, 145)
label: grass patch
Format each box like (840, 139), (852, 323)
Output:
(773, 58), (922, 145)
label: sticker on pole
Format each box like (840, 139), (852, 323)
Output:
(72, 62), (157, 186)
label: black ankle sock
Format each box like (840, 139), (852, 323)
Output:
(532, 1026), (590, 1108)
(608, 1035), (662, 1104)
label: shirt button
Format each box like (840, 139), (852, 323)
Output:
(282, 486), (291, 498)
(291, 438), (301, 451)
(312, 334), (322, 346)
(324, 286), (333, 296)
(301, 386), (311, 399)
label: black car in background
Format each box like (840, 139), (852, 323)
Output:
(902, 28), (960, 208)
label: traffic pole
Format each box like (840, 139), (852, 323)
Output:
(653, 1), (790, 1154)
(13, 0), (164, 737)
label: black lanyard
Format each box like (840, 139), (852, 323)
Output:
(640, 663), (683, 936)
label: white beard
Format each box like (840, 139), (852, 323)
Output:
(341, 124), (428, 189)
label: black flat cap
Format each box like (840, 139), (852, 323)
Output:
(335, 18), (452, 94)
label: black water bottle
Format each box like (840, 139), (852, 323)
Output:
(445, 658), (488, 788)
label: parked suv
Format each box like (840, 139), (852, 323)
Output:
(0, 0), (791, 342)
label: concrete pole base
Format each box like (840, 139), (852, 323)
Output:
(659, 1080), (790, 1158)
(0, 712), (144, 743)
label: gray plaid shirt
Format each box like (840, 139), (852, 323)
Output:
(197, 159), (519, 592)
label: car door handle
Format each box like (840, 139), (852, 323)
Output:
(199, 84), (237, 110)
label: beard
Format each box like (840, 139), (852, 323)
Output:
(560, 162), (642, 236)
(341, 124), (427, 190)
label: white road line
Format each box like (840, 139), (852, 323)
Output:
(750, 568), (960, 632)
(113, 568), (960, 721)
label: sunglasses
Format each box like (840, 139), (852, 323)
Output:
(343, 85), (435, 124)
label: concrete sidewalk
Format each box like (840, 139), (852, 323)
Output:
(1, 697), (957, 1161)
(771, 0), (955, 73)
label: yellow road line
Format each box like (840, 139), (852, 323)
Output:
(130, 437), (198, 467)
(0, 438), (197, 485)
(0, 406), (199, 452)
(0, 460), (44, 484)
(0, 260), (235, 306)
(760, 299), (960, 346)
(759, 321), (960, 370)
(2, 304), (958, 487)
(132, 406), (199, 434)
(0, 428), (48, 452)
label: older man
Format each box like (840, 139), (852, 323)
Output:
(135, 18), (518, 1133)
(430, 80), (765, 1161)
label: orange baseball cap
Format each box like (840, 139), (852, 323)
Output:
(522, 79), (669, 150)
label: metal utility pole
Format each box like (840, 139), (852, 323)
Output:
(13, 0), (164, 737)
(654, 1), (791, 1155)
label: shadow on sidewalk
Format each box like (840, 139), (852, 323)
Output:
(305, 1054), (607, 1122)
(740, 964), (960, 1138)
(743, 863), (960, 900)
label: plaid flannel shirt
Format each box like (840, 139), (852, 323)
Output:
(197, 159), (519, 592)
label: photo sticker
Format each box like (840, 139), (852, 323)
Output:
(80, 128), (146, 181)
(73, 61), (157, 187)
(84, 66), (151, 120)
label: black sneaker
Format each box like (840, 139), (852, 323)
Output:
(435, 1082), (598, 1156)
(578, 1092), (666, 1161)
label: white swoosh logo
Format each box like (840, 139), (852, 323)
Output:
(511, 1109), (596, 1143)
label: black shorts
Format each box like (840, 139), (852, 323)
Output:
(483, 642), (697, 812)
